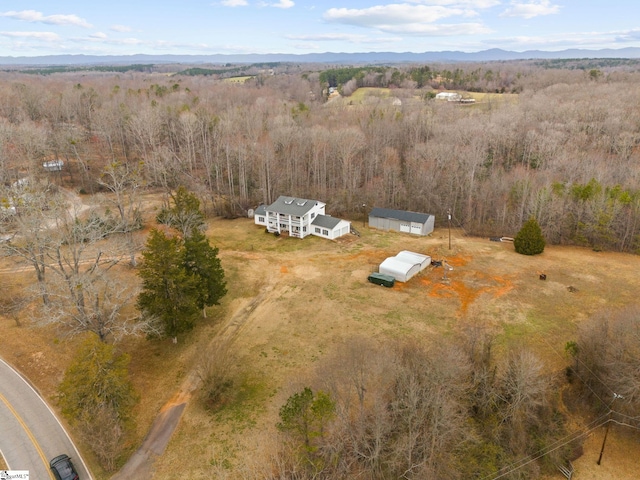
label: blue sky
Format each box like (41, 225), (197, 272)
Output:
(0, 1), (638, 56)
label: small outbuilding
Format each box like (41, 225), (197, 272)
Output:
(396, 251), (431, 271)
(42, 159), (64, 172)
(379, 257), (421, 283)
(254, 205), (267, 226)
(311, 215), (351, 240)
(369, 207), (435, 236)
(435, 92), (462, 101)
(378, 250), (431, 282)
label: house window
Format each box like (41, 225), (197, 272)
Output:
(303, 227), (307, 232)
(258, 216), (265, 222)
(315, 227), (321, 233)
(311, 213), (315, 219)
(322, 229), (329, 235)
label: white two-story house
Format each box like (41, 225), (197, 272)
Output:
(254, 196), (350, 240)
(255, 196), (326, 239)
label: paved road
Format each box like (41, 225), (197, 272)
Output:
(0, 358), (92, 479)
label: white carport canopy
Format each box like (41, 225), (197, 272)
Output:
(396, 251), (431, 271)
(379, 257), (421, 283)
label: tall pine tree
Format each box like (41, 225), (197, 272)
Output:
(137, 229), (200, 342)
(184, 227), (227, 318)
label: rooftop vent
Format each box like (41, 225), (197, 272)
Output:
(296, 200), (307, 206)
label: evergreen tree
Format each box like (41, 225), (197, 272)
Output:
(514, 216), (546, 255)
(137, 228), (200, 341)
(277, 387), (335, 451)
(183, 227), (227, 317)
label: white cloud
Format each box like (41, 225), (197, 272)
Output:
(72, 35), (144, 46)
(0, 10), (93, 28)
(323, 4), (491, 36)
(325, 5), (459, 25)
(614, 29), (640, 43)
(271, 0), (295, 8)
(406, 0), (499, 6)
(286, 33), (402, 44)
(0, 31), (60, 41)
(480, 29), (637, 50)
(110, 24), (132, 33)
(221, 0), (248, 6)
(500, 1), (560, 19)
(396, 22), (491, 35)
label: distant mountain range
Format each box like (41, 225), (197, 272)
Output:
(2, 48), (640, 66)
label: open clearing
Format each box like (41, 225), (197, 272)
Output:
(1, 212), (639, 479)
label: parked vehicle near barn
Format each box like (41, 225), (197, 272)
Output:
(367, 272), (395, 287)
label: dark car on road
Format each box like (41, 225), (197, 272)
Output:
(49, 454), (79, 480)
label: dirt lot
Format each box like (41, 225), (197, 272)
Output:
(1, 213), (640, 479)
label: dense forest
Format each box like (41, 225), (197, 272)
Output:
(2, 60), (640, 253)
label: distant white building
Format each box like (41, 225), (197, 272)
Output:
(42, 159), (64, 172)
(435, 92), (462, 102)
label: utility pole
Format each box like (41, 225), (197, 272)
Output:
(447, 209), (451, 250)
(362, 203), (366, 227)
(597, 393), (623, 465)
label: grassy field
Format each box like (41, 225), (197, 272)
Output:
(337, 87), (518, 109)
(156, 218), (640, 479)
(1, 209), (640, 479)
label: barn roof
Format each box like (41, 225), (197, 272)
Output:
(369, 207), (432, 224)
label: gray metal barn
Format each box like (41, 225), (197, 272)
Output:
(368, 207), (435, 236)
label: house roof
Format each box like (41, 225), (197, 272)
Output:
(266, 196), (324, 216)
(369, 207), (432, 224)
(311, 214), (346, 229)
(254, 205), (267, 216)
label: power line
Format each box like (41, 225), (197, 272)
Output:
(536, 330), (611, 407)
(610, 419), (640, 431)
(481, 417), (610, 480)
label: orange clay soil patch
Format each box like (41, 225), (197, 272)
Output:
(443, 254), (471, 267)
(424, 271), (514, 314)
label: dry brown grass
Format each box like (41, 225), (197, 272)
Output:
(2, 214), (640, 479)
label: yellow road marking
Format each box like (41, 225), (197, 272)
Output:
(0, 391), (55, 479)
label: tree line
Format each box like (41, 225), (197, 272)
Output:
(2, 62), (640, 254)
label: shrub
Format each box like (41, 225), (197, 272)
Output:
(514, 217), (546, 255)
